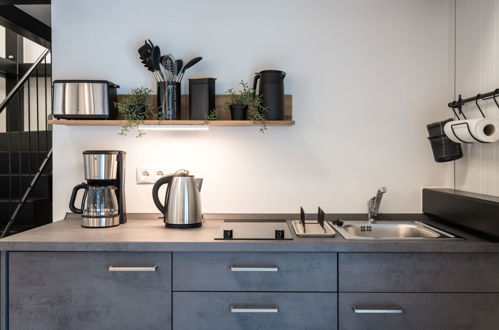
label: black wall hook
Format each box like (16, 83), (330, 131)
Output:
(448, 88), (499, 119)
(475, 94), (486, 118)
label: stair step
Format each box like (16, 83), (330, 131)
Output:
(0, 174), (52, 198)
(0, 197), (52, 227)
(0, 152), (52, 174)
(0, 131), (52, 152)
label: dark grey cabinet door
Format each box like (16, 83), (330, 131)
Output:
(339, 293), (499, 330)
(174, 292), (337, 330)
(9, 252), (171, 330)
(173, 252), (337, 292)
(339, 253), (499, 292)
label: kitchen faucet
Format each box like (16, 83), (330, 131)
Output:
(367, 187), (387, 223)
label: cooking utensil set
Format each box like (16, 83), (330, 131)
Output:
(137, 40), (202, 83)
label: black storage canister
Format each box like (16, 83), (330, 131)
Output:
(189, 78), (216, 120)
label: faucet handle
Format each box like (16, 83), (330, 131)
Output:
(378, 187), (387, 194)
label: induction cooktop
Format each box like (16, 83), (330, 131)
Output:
(214, 220), (293, 240)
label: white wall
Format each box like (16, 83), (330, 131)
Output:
(454, 0), (499, 196)
(51, 0), (453, 220)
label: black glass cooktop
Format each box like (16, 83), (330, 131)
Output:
(214, 220), (293, 240)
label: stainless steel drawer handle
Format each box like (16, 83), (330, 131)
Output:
(230, 305), (279, 313)
(230, 266), (279, 272)
(352, 306), (403, 314)
(108, 266), (158, 272)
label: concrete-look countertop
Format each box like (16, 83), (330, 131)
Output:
(0, 213), (498, 252)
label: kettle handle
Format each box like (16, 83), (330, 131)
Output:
(152, 176), (172, 213)
(69, 183), (88, 214)
(252, 73), (261, 96)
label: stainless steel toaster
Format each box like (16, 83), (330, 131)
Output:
(52, 80), (119, 119)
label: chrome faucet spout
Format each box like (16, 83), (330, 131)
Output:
(367, 187), (387, 223)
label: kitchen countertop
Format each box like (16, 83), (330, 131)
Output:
(0, 214), (498, 252)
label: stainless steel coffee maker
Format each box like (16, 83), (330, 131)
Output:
(69, 150), (126, 228)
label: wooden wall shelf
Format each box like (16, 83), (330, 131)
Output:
(48, 94), (294, 127)
(47, 119), (295, 126)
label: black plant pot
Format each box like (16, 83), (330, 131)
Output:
(132, 104), (147, 119)
(230, 104), (248, 120)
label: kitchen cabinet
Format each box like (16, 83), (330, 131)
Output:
(173, 252), (337, 292)
(8, 252), (171, 330)
(338, 252), (499, 330)
(339, 252), (499, 292)
(339, 293), (499, 330)
(174, 292), (336, 330)
(4, 250), (499, 330)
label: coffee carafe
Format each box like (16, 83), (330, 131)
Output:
(253, 70), (286, 120)
(152, 169), (203, 228)
(69, 150), (126, 228)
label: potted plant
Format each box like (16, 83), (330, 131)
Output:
(226, 81), (266, 121)
(115, 87), (155, 137)
(204, 81), (268, 132)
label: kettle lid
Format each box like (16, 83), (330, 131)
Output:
(174, 169), (193, 177)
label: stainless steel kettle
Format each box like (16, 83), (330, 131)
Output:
(152, 169), (203, 228)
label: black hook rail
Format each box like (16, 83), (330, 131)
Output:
(448, 89), (499, 119)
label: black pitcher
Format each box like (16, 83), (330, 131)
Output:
(252, 70), (286, 120)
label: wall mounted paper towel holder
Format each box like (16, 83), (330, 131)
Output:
(448, 89), (499, 120)
(447, 89), (499, 143)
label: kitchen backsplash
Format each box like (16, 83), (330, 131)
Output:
(51, 0), (453, 220)
(454, 0), (499, 196)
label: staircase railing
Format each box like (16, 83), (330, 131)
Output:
(0, 49), (52, 238)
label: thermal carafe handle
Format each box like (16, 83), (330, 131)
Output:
(69, 183), (88, 214)
(152, 175), (173, 213)
(252, 72), (261, 96)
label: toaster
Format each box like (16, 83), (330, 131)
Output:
(52, 80), (119, 119)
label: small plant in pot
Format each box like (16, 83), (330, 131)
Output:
(115, 87), (155, 137)
(227, 81), (268, 132)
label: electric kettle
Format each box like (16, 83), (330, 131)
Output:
(152, 169), (203, 228)
(253, 70), (286, 120)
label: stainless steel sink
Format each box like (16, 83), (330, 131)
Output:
(331, 221), (459, 240)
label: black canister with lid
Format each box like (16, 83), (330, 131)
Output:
(189, 78), (216, 120)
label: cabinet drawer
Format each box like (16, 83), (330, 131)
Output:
(174, 292), (337, 330)
(339, 253), (499, 292)
(173, 252), (336, 291)
(9, 252), (171, 330)
(339, 293), (499, 330)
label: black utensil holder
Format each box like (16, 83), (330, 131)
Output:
(157, 82), (181, 120)
(426, 119), (463, 163)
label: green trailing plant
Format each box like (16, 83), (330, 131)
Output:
(115, 87), (155, 137)
(205, 81), (267, 132)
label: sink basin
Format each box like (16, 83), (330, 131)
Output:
(331, 221), (459, 240)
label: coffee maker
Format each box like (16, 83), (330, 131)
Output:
(69, 150), (126, 228)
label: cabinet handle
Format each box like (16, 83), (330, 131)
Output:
(108, 266), (158, 272)
(230, 266), (279, 272)
(352, 306), (403, 314)
(230, 305), (279, 313)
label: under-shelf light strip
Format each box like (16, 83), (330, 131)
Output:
(138, 125), (209, 131)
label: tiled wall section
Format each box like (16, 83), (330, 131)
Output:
(455, 0), (499, 196)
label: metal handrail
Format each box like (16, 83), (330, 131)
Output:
(1, 149), (53, 238)
(0, 48), (50, 114)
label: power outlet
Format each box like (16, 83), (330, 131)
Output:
(153, 168), (169, 181)
(136, 168), (169, 184)
(136, 168), (155, 184)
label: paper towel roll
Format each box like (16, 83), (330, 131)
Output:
(444, 118), (499, 143)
